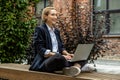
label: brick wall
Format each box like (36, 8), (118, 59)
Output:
(96, 37), (120, 60)
(52, 0), (120, 59)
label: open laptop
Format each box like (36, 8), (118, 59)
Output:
(68, 44), (94, 62)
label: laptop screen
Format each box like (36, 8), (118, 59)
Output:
(70, 44), (94, 62)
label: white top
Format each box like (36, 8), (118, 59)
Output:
(44, 24), (59, 55)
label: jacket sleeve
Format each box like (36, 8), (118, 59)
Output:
(33, 27), (47, 57)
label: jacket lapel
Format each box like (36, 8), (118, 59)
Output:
(42, 23), (52, 51)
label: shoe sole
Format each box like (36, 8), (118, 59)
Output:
(63, 66), (81, 76)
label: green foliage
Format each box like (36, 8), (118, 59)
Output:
(0, 0), (39, 63)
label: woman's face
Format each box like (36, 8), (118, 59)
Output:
(46, 9), (57, 26)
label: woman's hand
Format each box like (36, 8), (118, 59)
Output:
(62, 54), (74, 60)
(62, 50), (74, 60)
(44, 52), (56, 58)
(67, 53), (74, 57)
(62, 55), (71, 60)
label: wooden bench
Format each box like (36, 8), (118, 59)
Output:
(0, 63), (120, 80)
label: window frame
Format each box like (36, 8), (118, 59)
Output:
(92, 0), (120, 36)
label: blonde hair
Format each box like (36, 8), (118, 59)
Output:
(42, 7), (56, 22)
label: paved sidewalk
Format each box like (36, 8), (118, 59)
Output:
(94, 59), (120, 74)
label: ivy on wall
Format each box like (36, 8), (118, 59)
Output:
(0, 0), (39, 63)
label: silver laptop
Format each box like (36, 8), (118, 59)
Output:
(68, 44), (94, 62)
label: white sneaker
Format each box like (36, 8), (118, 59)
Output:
(81, 64), (96, 72)
(63, 66), (81, 77)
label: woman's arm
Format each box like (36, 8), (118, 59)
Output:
(33, 27), (48, 57)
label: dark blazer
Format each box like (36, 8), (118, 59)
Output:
(29, 23), (65, 71)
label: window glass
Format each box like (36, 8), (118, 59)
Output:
(93, 14), (106, 35)
(109, 13), (120, 34)
(109, 0), (120, 10)
(94, 0), (106, 10)
(36, 1), (44, 15)
(36, 0), (50, 15)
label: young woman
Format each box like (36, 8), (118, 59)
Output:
(29, 7), (95, 76)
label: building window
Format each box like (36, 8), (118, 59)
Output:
(35, 0), (51, 25)
(93, 0), (120, 35)
(109, 0), (120, 9)
(110, 13), (120, 34)
(94, 0), (106, 10)
(35, 0), (50, 16)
